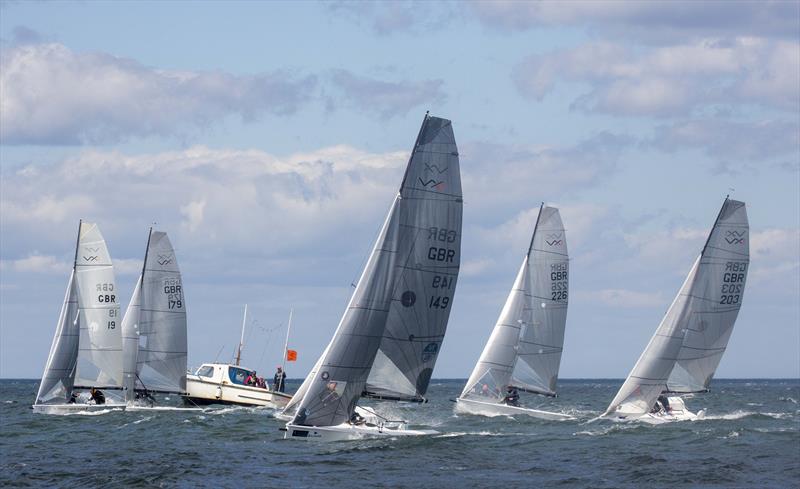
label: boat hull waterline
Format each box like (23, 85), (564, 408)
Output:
(284, 423), (437, 441)
(454, 397), (574, 420)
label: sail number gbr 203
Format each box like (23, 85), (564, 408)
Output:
(720, 261), (747, 305)
(427, 227), (456, 309)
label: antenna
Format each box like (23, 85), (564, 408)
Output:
(235, 304), (247, 366)
(281, 309), (293, 375)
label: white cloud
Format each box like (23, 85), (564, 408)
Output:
(0, 42), (317, 145)
(180, 200), (207, 233)
(2, 254), (69, 274)
(0, 145), (410, 274)
(513, 38), (800, 116)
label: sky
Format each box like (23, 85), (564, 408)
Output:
(1, 1), (798, 380)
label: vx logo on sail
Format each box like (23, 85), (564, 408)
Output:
(725, 230), (745, 245)
(546, 233), (563, 246)
(418, 164), (448, 191)
(158, 254), (173, 266)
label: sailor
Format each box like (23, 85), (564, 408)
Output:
(68, 392), (79, 404)
(502, 386), (520, 406)
(273, 366), (287, 393)
(657, 395), (671, 413)
(350, 411), (366, 426)
(89, 388), (106, 405)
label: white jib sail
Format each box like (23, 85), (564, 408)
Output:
(35, 269), (80, 404)
(605, 198), (749, 417)
(73, 222), (123, 389)
(122, 275), (142, 403)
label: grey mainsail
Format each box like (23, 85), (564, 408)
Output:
(459, 205), (568, 401)
(666, 199), (749, 393)
(364, 116), (463, 401)
(291, 115), (462, 427)
(605, 198), (749, 417)
(122, 229), (187, 398)
(74, 222), (123, 389)
(512, 206), (569, 396)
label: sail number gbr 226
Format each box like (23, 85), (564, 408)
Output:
(428, 227), (456, 309)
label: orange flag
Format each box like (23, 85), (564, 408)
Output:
(286, 349), (297, 362)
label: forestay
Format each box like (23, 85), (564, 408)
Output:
(364, 116), (463, 401)
(460, 205), (568, 402)
(122, 230), (187, 396)
(74, 222), (123, 389)
(605, 198), (749, 417)
(291, 115), (461, 427)
(35, 270), (80, 404)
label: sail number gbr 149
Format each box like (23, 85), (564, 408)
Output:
(427, 227), (457, 308)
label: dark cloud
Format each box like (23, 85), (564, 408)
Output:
(471, 1), (800, 43)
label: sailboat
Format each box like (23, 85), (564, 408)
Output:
(603, 197), (749, 423)
(121, 228), (193, 410)
(183, 306), (293, 408)
(455, 204), (573, 420)
(282, 113), (462, 440)
(33, 221), (124, 414)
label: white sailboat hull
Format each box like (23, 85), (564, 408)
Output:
(284, 422), (437, 441)
(32, 402), (126, 415)
(184, 374), (291, 408)
(608, 396), (705, 424)
(454, 397), (574, 420)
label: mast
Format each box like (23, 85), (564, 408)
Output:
(700, 195), (728, 255)
(281, 308), (293, 375)
(236, 304), (247, 366)
(526, 202), (544, 258)
(72, 219), (82, 270)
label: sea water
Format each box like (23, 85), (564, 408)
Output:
(1, 379), (798, 488)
